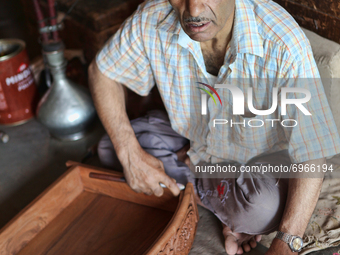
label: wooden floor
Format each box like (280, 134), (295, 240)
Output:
(18, 191), (174, 255)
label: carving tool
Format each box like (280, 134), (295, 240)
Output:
(89, 172), (185, 190)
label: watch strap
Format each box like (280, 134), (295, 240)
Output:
(275, 231), (292, 244)
(275, 231), (304, 252)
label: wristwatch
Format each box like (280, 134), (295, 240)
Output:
(275, 231), (303, 252)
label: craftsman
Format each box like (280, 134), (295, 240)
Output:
(88, 0), (340, 253)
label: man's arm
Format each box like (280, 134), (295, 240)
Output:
(88, 61), (180, 197)
(266, 157), (325, 254)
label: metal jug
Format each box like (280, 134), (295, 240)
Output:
(37, 43), (96, 141)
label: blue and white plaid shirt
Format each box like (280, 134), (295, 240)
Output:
(97, 0), (340, 164)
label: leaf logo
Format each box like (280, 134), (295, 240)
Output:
(197, 82), (222, 106)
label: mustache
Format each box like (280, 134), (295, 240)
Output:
(184, 16), (210, 23)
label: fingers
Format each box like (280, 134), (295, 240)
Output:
(151, 185), (164, 197)
(130, 182), (151, 195)
(137, 173), (180, 197)
(135, 175), (180, 197)
(123, 150), (182, 197)
(160, 174), (180, 196)
(143, 189), (154, 196)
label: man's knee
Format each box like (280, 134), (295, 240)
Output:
(233, 177), (287, 234)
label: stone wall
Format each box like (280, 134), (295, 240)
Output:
(273, 0), (340, 44)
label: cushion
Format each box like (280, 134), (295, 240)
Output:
(302, 28), (340, 134)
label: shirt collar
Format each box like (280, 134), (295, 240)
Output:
(178, 27), (194, 48)
(231, 0), (264, 57)
(156, 0), (264, 58)
(156, 8), (181, 34)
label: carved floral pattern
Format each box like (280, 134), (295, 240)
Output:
(158, 204), (198, 255)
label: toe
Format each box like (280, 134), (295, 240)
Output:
(255, 235), (262, 242)
(249, 237), (257, 248)
(224, 234), (239, 255)
(242, 243), (251, 253)
(236, 246), (244, 254)
(222, 223), (239, 254)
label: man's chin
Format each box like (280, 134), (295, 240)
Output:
(185, 31), (214, 42)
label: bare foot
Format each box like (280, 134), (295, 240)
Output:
(192, 172), (262, 254)
(223, 223), (262, 255)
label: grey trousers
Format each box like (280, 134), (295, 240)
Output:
(196, 151), (291, 235)
(98, 110), (194, 184)
(98, 110), (289, 235)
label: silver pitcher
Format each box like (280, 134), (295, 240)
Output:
(37, 44), (96, 141)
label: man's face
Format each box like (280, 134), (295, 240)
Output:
(169, 0), (235, 42)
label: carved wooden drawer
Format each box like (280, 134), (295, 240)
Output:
(0, 162), (199, 255)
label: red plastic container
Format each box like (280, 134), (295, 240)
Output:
(0, 39), (38, 125)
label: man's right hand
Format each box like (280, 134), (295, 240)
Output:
(88, 61), (179, 197)
(118, 144), (180, 197)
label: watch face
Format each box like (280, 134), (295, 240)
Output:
(290, 236), (303, 252)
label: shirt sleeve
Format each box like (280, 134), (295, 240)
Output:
(280, 40), (340, 163)
(96, 11), (155, 96)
